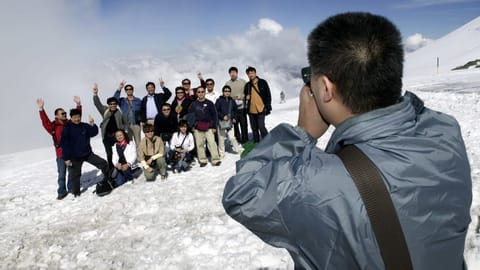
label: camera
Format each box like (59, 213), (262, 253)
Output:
(301, 66), (311, 85)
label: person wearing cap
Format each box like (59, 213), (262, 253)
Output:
(93, 83), (128, 169)
(60, 109), (109, 197)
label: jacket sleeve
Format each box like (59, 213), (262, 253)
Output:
(161, 87), (172, 102)
(113, 89), (121, 100)
(93, 95), (107, 115)
(209, 101), (218, 127)
(87, 124), (99, 137)
(125, 142), (138, 165)
(186, 133), (195, 152)
(231, 100), (239, 120)
(39, 110), (54, 134)
(222, 124), (317, 252)
(59, 126), (71, 160)
(263, 80), (272, 112)
(112, 144), (119, 165)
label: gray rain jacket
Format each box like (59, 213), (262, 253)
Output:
(222, 92), (471, 269)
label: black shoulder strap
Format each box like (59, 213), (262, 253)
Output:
(336, 145), (413, 270)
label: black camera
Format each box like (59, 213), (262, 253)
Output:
(301, 66), (311, 85)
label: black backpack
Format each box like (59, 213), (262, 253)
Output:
(94, 178), (114, 197)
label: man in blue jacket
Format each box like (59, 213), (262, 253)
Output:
(60, 109), (109, 197)
(113, 80), (142, 146)
(223, 12), (471, 269)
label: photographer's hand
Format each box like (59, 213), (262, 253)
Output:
(298, 85), (329, 139)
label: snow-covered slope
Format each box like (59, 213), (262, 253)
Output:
(404, 16), (480, 78)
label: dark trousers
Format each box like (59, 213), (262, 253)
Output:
(248, 112), (268, 143)
(103, 134), (116, 169)
(70, 153), (109, 195)
(234, 108), (249, 143)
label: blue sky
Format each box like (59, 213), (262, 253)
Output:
(88, 0), (480, 55)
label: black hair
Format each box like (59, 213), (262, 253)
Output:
(70, 108), (82, 117)
(222, 85), (232, 92)
(175, 86), (186, 93)
(178, 119), (188, 127)
(228, 66), (238, 73)
(181, 78), (191, 84)
(245, 66), (256, 73)
(115, 129), (130, 143)
(107, 97), (118, 104)
(161, 103), (171, 110)
(307, 12), (403, 113)
(54, 108), (64, 116)
(145, 82), (156, 89)
(206, 78), (215, 85)
(143, 123), (154, 133)
(124, 84), (134, 91)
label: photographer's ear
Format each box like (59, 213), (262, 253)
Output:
(320, 75), (336, 103)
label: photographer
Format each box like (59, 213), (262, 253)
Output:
(223, 12), (471, 269)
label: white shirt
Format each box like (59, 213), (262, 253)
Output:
(169, 132), (195, 152)
(146, 95), (158, 119)
(205, 91), (219, 103)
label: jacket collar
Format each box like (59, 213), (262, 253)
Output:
(325, 91), (424, 153)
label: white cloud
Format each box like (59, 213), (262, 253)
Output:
(404, 33), (434, 52)
(257, 18), (284, 35)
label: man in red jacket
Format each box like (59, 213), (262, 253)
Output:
(37, 96), (81, 200)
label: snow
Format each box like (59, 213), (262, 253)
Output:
(1, 68), (479, 269)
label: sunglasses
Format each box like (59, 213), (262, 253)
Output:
(145, 130), (154, 133)
(182, 82), (191, 85)
(108, 103), (117, 106)
(162, 108), (171, 111)
(176, 92), (185, 94)
(125, 88), (133, 91)
(61, 112), (67, 116)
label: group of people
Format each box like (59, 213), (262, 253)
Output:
(38, 66), (272, 199)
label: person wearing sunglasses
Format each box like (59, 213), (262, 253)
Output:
(171, 86), (193, 122)
(113, 80), (142, 146)
(93, 83), (128, 170)
(36, 96), (82, 200)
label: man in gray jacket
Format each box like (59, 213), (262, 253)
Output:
(93, 83), (128, 169)
(222, 12), (471, 269)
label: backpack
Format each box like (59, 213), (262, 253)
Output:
(94, 177), (114, 197)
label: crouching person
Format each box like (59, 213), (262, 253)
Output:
(138, 124), (168, 181)
(169, 120), (195, 173)
(111, 130), (139, 187)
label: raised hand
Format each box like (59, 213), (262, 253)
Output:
(118, 80), (126, 91)
(36, 98), (44, 110)
(73, 96), (81, 105)
(197, 72), (203, 80)
(88, 115), (94, 125)
(93, 83), (99, 95)
(159, 78), (165, 88)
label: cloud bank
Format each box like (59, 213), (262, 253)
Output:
(1, 7), (307, 154)
(404, 33), (434, 52)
